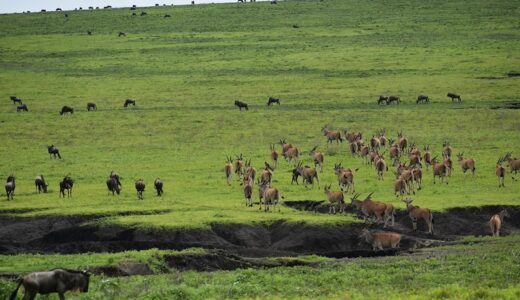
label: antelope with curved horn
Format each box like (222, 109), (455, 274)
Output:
(402, 198), (434, 235)
(258, 179), (281, 212)
(234, 154), (245, 179)
(334, 163), (357, 193)
(456, 153), (476, 175)
(496, 156), (506, 187)
(442, 141), (452, 158)
(375, 153), (388, 180)
(324, 184), (345, 214)
(270, 144), (279, 168)
(322, 125), (343, 144)
(432, 156), (449, 184)
(293, 161), (319, 188)
(309, 146), (324, 173)
(397, 131), (407, 152)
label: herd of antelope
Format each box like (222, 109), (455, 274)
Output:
(223, 126), (518, 247)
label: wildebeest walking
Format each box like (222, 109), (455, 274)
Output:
(416, 95), (429, 104)
(5, 175), (15, 200)
(377, 95), (388, 105)
(60, 106), (74, 115)
(86, 102), (97, 111)
(140, 11), (147, 16)
(234, 100), (248, 111)
(135, 179), (145, 199)
(124, 99), (136, 107)
(10, 96), (23, 105)
(387, 95), (400, 104)
(106, 177), (121, 195)
(35, 175), (48, 193)
(118, 32), (126, 37)
(154, 178), (164, 196)
(447, 92), (461, 102)
(47, 145), (62, 159)
(59, 176), (74, 198)
(9, 268), (90, 300)
(17, 104), (28, 112)
(164, 14), (171, 18)
(267, 97), (280, 106)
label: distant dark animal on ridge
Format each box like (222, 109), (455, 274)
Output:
(378, 95), (388, 105)
(234, 100), (248, 111)
(447, 92), (461, 102)
(5, 175), (15, 200)
(124, 99), (136, 107)
(140, 11), (147, 16)
(267, 97), (280, 106)
(118, 32), (126, 37)
(164, 14), (171, 18)
(17, 104), (28, 112)
(135, 179), (145, 200)
(47, 145), (62, 159)
(10, 96), (23, 105)
(387, 95), (400, 104)
(154, 178), (164, 196)
(59, 176), (74, 198)
(416, 95), (429, 104)
(87, 31), (92, 35)
(56, 8), (62, 11)
(132, 12), (137, 16)
(9, 269), (90, 300)
(35, 175), (48, 193)
(87, 102), (97, 111)
(60, 106), (74, 115)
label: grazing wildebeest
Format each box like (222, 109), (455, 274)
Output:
(124, 99), (136, 107)
(86, 102), (97, 111)
(56, 8), (62, 11)
(416, 95), (429, 103)
(47, 145), (62, 159)
(60, 106), (74, 115)
(191, 1), (195, 5)
(387, 95), (400, 104)
(17, 104), (28, 112)
(377, 95), (388, 105)
(234, 100), (248, 111)
(267, 97), (280, 106)
(5, 175), (15, 200)
(132, 12), (137, 16)
(35, 175), (48, 193)
(164, 14), (171, 18)
(10, 96), (23, 105)
(118, 32), (126, 37)
(154, 178), (163, 196)
(9, 269), (90, 300)
(271, 0), (277, 4)
(87, 31), (92, 35)
(140, 11), (147, 16)
(447, 92), (461, 102)
(59, 176), (74, 198)
(135, 179), (145, 199)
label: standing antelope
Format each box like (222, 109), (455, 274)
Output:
(309, 146), (324, 173)
(456, 153), (476, 175)
(360, 145), (370, 164)
(402, 198), (434, 235)
(261, 162), (274, 186)
(360, 229), (401, 251)
(432, 157), (449, 184)
(279, 138), (292, 156)
(362, 192), (396, 227)
(293, 162), (319, 188)
(334, 163), (356, 193)
(324, 184), (345, 214)
(423, 145), (432, 170)
(349, 141), (359, 156)
(370, 135), (381, 151)
(444, 156), (453, 177)
(234, 154), (245, 179)
(389, 139), (400, 163)
(375, 154), (387, 180)
(489, 209), (510, 237)
(442, 141), (452, 158)
(244, 159), (256, 181)
(269, 144), (279, 168)
(258, 180), (281, 212)
(397, 131), (407, 152)
(243, 176), (253, 207)
(224, 156), (233, 185)
(504, 152), (520, 175)
(394, 177), (408, 198)
(284, 146), (299, 163)
(496, 157), (506, 187)
(322, 126), (343, 144)
(377, 129), (388, 147)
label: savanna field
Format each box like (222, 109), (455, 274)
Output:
(0, 0), (519, 299)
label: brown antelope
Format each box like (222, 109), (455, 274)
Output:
(343, 129), (362, 143)
(363, 192), (396, 227)
(444, 156), (453, 176)
(368, 150), (378, 165)
(349, 141), (359, 156)
(322, 126), (343, 144)
(234, 154), (245, 179)
(293, 161), (319, 188)
(261, 162), (274, 186)
(360, 145), (370, 164)
(370, 135), (380, 151)
(423, 145), (432, 170)
(360, 229), (401, 251)
(389, 139), (400, 162)
(270, 144), (279, 168)
(224, 156), (233, 185)
(504, 152), (520, 175)
(377, 129), (388, 147)
(394, 176), (408, 198)
(442, 141), (452, 158)
(432, 157), (449, 184)
(496, 157), (506, 187)
(402, 198), (434, 235)
(243, 176), (253, 207)
(409, 154), (422, 168)
(334, 163), (356, 193)
(397, 131), (407, 152)
(410, 167), (422, 191)
(284, 146), (299, 163)
(324, 184), (345, 214)
(409, 143), (421, 157)
(489, 209), (510, 237)
(258, 180), (281, 212)
(456, 153), (476, 175)
(309, 146), (324, 173)
(279, 138), (293, 156)
(375, 154), (387, 180)
(244, 159), (257, 181)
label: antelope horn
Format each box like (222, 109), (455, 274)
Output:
(365, 192), (374, 200)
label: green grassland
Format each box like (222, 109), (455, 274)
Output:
(0, 0), (519, 232)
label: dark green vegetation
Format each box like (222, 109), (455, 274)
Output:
(0, 0), (519, 298)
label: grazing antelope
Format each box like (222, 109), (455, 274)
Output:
(496, 157), (506, 187)
(423, 145), (432, 170)
(402, 198), (434, 235)
(324, 184), (345, 214)
(283, 146), (299, 163)
(135, 179), (145, 200)
(243, 176), (253, 207)
(154, 178), (163, 196)
(360, 229), (401, 251)
(35, 175), (48, 193)
(261, 162), (274, 186)
(416, 95), (429, 103)
(59, 176), (74, 198)
(47, 145), (62, 159)
(334, 163), (356, 193)
(397, 131), (407, 152)
(489, 209), (510, 237)
(234, 154), (245, 179)
(375, 154), (387, 180)
(504, 152), (520, 175)
(442, 141), (452, 158)
(432, 157), (449, 184)
(447, 92), (461, 102)
(378, 95), (389, 105)
(309, 146), (324, 173)
(322, 126), (343, 144)
(224, 156), (233, 185)
(269, 144), (279, 168)
(370, 135), (381, 151)
(5, 175), (15, 200)
(293, 161), (319, 188)
(258, 180), (281, 212)
(456, 153), (476, 175)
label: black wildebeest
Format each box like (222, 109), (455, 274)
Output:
(5, 175), (15, 200)
(378, 95), (388, 105)
(132, 12), (137, 16)
(59, 176), (74, 198)
(17, 104), (28, 112)
(60, 106), (74, 115)
(140, 11), (147, 16)
(447, 92), (461, 102)
(118, 32), (126, 37)
(47, 145), (62, 159)
(387, 95), (400, 104)
(164, 14), (171, 18)
(124, 99), (136, 107)
(267, 96), (280, 106)
(234, 100), (248, 111)
(10, 96), (23, 105)
(35, 175), (48, 193)
(416, 95), (429, 103)
(106, 177), (121, 195)
(135, 179), (145, 200)
(87, 30), (92, 35)
(154, 178), (164, 196)
(86, 102), (97, 111)
(9, 269), (90, 300)
(56, 8), (62, 11)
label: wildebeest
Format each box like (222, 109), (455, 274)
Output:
(377, 95), (388, 105)
(9, 269), (90, 300)
(164, 14), (171, 18)
(10, 96), (22, 105)
(35, 175), (48, 193)
(59, 176), (74, 198)
(387, 95), (400, 104)
(86, 102), (97, 111)
(447, 92), (461, 102)
(154, 178), (163, 196)
(56, 8), (62, 11)
(17, 104), (28, 112)
(416, 95), (429, 103)
(135, 179), (145, 199)
(5, 175), (15, 200)
(106, 177), (121, 195)
(140, 11), (147, 16)
(87, 31), (92, 35)
(124, 99), (136, 107)
(60, 106), (74, 115)
(132, 12), (137, 16)
(47, 145), (62, 159)
(267, 96), (280, 106)
(234, 100), (248, 111)
(119, 32), (126, 37)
